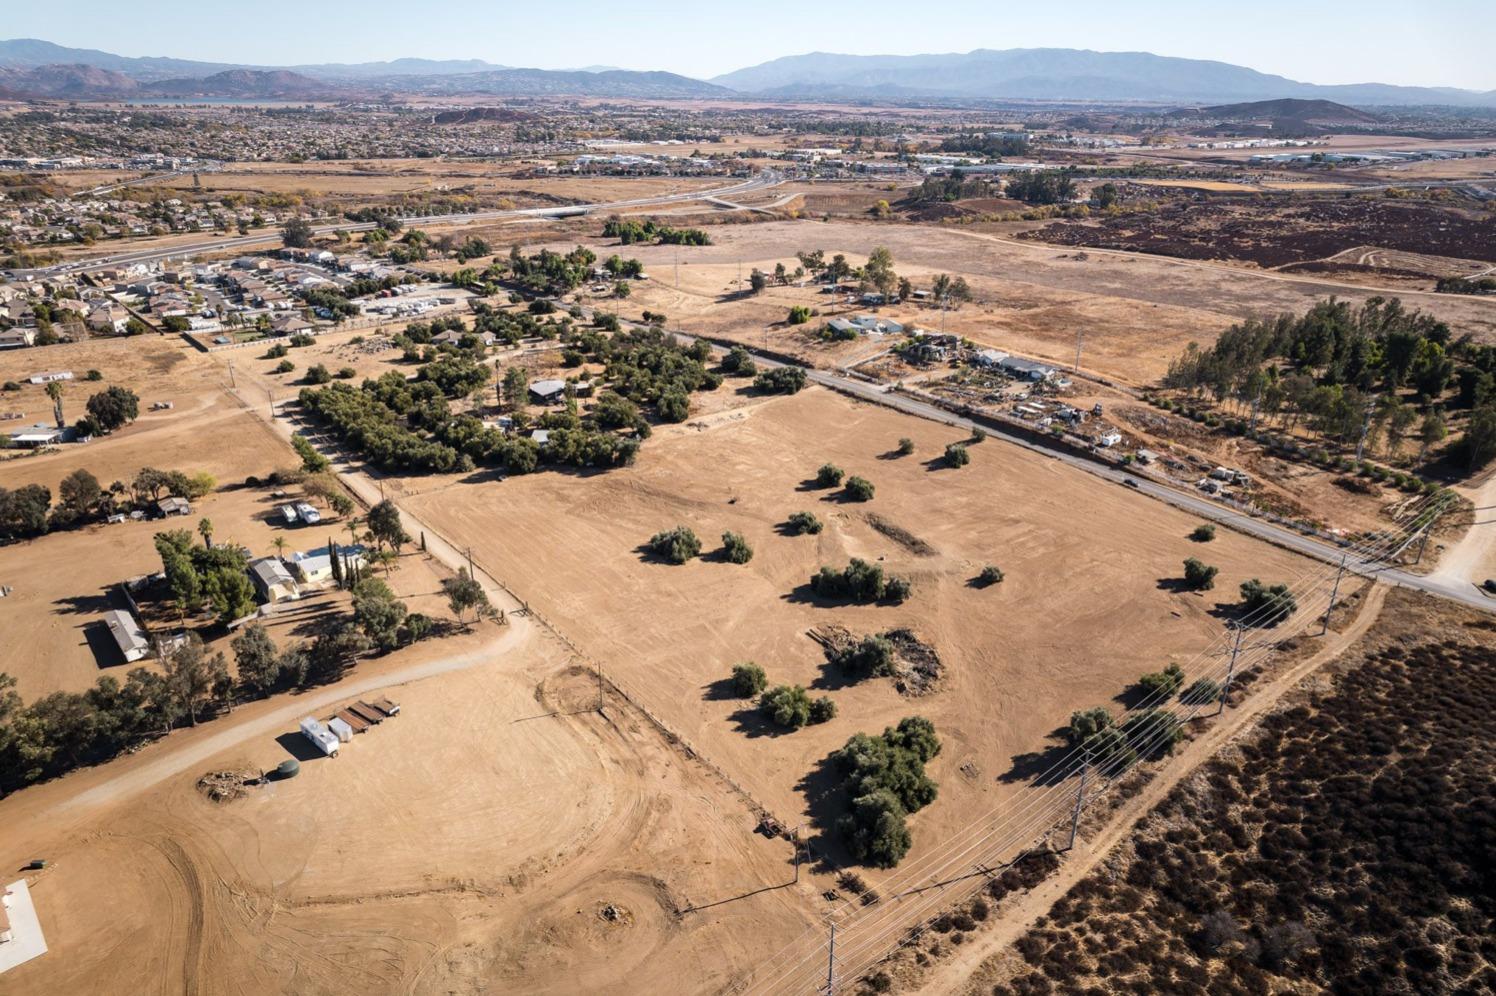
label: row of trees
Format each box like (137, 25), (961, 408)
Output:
(1, 464), (212, 541)
(810, 558), (911, 603)
(601, 216), (710, 246)
(1163, 297), (1496, 468)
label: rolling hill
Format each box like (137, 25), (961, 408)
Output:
(711, 48), (1496, 107)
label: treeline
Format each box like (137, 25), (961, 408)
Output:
(907, 175), (999, 203)
(937, 132), (1030, 158)
(0, 575), (432, 796)
(1164, 298), (1496, 468)
(602, 216), (710, 246)
(1005, 171), (1079, 205)
(1435, 276), (1496, 297)
(0, 464), (212, 541)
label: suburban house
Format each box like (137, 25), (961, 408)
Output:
(0, 327), (36, 349)
(249, 557), (301, 604)
(103, 607), (151, 663)
(528, 379), (567, 404)
(270, 314), (314, 335)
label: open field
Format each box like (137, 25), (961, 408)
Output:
(402, 385), (1312, 875)
(540, 217), (1496, 384)
(940, 587), (1496, 995)
(0, 615), (817, 995)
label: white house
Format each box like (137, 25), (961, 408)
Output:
(103, 608), (151, 663)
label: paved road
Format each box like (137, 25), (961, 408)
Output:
(37, 171), (783, 276)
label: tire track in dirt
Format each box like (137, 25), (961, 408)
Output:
(152, 835), (207, 996)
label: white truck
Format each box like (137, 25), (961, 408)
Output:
(295, 502), (321, 525)
(280, 504), (300, 525)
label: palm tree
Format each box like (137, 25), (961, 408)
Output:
(198, 517), (214, 550)
(344, 517), (361, 549)
(45, 380), (65, 429)
(271, 535), (287, 560)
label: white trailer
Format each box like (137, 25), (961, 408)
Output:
(280, 504), (300, 525)
(295, 502), (321, 525)
(299, 717), (339, 756)
(327, 717), (354, 743)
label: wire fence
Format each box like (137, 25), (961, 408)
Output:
(729, 493), (1450, 995)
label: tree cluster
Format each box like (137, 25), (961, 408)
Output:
(831, 717), (941, 867)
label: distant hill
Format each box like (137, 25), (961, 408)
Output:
(403, 68), (728, 99)
(152, 70), (332, 99)
(1197, 98), (1379, 124)
(0, 63), (141, 98)
(711, 48), (1496, 107)
(432, 106), (537, 125)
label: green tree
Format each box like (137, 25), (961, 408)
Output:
(863, 246), (897, 299)
(787, 511), (823, 535)
(366, 500), (409, 553)
(844, 476), (875, 501)
(352, 577), (408, 651)
(442, 568), (491, 626)
(760, 684), (814, 729)
(816, 463), (845, 488)
(85, 386), (140, 432)
(1183, 558), (1219, 591)
(896, 437), (915, 456)
(1190, 524), (1216, 542)
(731, 663), (767, 698)
(58, 468), (103, 517)
(945, 443), (970, 468)
(1239, 579), (1297, 624)
(647, 525), (701, 564)
(291, 434), (330, 473)
(721, 531), (753, 564)
(281, 216), (314, 249)
(1138, 663), (1186, 698)
(231, 624), (279, 697)
(977, 564), (1004, 586)
(204, 567), (255, 625)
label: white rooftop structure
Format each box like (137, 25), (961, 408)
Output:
(103, 608), (150, 662)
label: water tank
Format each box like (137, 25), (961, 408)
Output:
(276, 759), (301, 779)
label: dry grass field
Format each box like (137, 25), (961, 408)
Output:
(543, 218), (1496, 385)
(402, 386), (1312, 873)
(0, 618), (817, 996)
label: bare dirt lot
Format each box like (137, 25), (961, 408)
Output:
(401, 386), (1312, 880)
(548, 217), (1496, 384)
(0, 617), (817, 996)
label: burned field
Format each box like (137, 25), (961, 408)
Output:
(974, 591), (1496, 996)
(1023, 195), (1496, 269)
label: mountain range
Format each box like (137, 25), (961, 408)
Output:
(0, 38), (1492, 107)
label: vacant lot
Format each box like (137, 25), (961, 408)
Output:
(546, 217), (1496, 384)
(0, 616), (816, 995)
(404, 386), (1311, 877)
(953, 588), (1496, 995)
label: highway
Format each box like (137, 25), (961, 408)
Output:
(36, 170), (784, 276)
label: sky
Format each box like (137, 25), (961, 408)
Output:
(8, 0), (1495, 90)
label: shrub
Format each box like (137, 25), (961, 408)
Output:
(786, 511), (823, 535)
(844, 475), (875, 501)
(1181, 677), (1221, 706)
(883, 575), (912, 602)
(336, 366), (357, 379)
(809, 696), (837, 724)
(304, 363), (333, 385)
(896, 437), (915, 456)
(647, 525), (701, 564)
(1190, 524), (1216, 542)
(721, 346), (756, 376)
(761, 684), (814, 728)
(810, 559), (886, 602)
(978, 564), (1004, 586)
(730, 663), (767, 697)
(945, 442), (970, 468)
(832, 717), (941, 867)
(1183, 558), (1219, 591)
(721, 530), (753, 564)
(1239, 578), (1297, 624)
(1138, 663), (1186, 698)
(787, 305), (813, 325)
(85, 369), (103, 381)
(274, 359), (295, 374)
(830, 634), (897, 678)
(816, 463), (845, 487)
(754, 366), (807, 394)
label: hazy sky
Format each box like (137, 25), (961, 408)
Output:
(10, 0), (1495, 89)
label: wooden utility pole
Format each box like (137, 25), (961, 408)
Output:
(1073, 330), (1083, 374)
(825, 922), (837, 996)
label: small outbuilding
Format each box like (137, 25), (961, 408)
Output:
(103, 608), (151, 663)
(528, 379), (567, 404)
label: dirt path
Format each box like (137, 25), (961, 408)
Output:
(905, 581), (1390, 996)
(59, 622), (525, 815)
(1429, 467), (1496, 592)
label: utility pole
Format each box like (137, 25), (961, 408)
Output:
(825, 922), (837, 996)
(1066, 764), (1089, 850)
(228, 358), (236, 388)
(1073, 329), (1083, 375)
(465, 546), (475, 579)
(1415, 526), (1432, 565)
(1217, 625), (1245, 717)
(1322, 552), (1347, 636)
